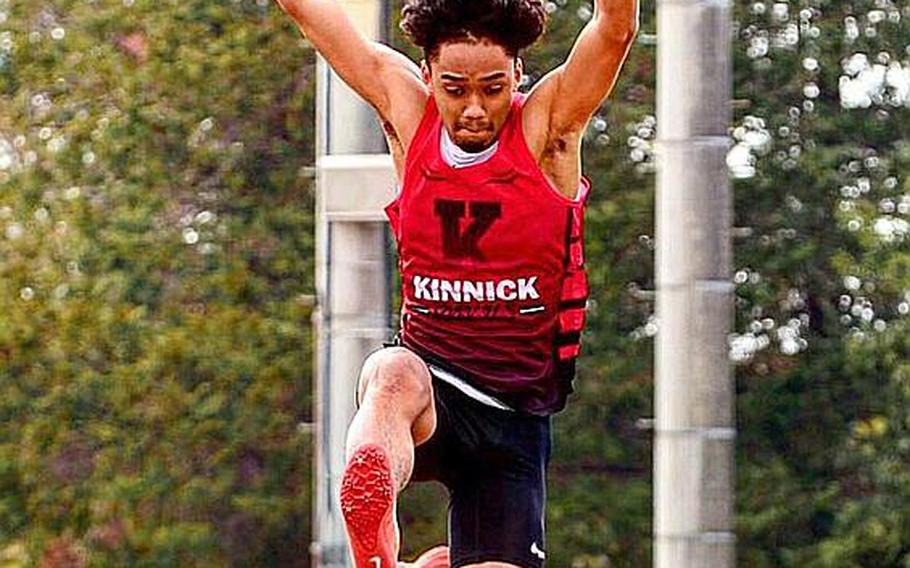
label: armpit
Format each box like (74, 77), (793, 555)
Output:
(381, 120), (407, 180)
(542, 129), (581, 160)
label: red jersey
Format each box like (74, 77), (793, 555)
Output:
(384, 92), (591, 415)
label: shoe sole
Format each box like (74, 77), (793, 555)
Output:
(341, 444), (396, 568)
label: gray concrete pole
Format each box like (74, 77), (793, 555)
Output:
(653, 0), (735, 565)
(311, 1), (394, 566)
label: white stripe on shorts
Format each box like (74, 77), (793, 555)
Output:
(427, 364), (514, 412)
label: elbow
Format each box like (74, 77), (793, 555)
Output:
(275, 0), (301, 18)
(606, 25), (638, 48)
(622, 23), (639, 45)
(594, 14), (639, 46)
(630, 17), (641, 38)
(620, 13), (640, 43)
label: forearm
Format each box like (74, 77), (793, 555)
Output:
(274, 0), (385, 105)
(593, 0), (640, 40)
(276, 0), (360, 45)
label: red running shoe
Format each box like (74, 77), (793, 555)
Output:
(341, 444), (398, 568)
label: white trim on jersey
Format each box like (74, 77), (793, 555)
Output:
(440, 126), (500, 169)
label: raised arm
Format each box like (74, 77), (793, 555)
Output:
(274, 0), (427, 121)
(526, 0), (639, 138)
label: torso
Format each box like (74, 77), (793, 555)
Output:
(383, 91), (590, 415)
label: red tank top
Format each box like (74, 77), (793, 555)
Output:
(384, 92), (591, 415)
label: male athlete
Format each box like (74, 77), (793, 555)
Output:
(274, 0), (637, 566)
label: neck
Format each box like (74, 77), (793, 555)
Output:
(440, 127), (499, 168)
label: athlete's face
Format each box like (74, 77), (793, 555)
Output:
(422, 39), (523, 153)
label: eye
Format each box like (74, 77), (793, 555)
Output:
(486, 84), (504, 95)
(445, 86), (465, 96)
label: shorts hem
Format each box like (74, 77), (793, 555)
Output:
(452, 553), (542, 568)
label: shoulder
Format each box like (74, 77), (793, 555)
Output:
(519, 70), (583, 161)
(372, 46), (431, 157)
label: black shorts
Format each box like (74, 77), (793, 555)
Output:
(413, 375), (552, 568)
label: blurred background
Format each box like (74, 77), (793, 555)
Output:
(0, 0), (908, 566)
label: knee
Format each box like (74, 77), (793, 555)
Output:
(359, 346), (432, 405)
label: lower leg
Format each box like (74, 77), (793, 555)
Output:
(345, 389), (425, 491)
(340, 348), (436, 567)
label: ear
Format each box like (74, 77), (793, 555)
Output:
(420, 59), (431, 86)
(513, 57), (524, 90)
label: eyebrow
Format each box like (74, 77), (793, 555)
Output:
(440, 71), (508, 82)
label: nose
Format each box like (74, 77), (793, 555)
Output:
(462, 94), (486, 120)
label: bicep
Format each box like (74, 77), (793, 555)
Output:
(282, 1), (424, 114)
(310, 36), (427, 146)
(372, 45), (429, 153)
(371, 44), (428, 116)
(540, 19), (637, 134)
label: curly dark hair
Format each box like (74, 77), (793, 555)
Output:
(400, 0), (548, 61)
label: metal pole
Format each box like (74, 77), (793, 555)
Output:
(653, 0), (735, 564)
(312, 0), (393, 565)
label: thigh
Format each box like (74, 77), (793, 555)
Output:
(448, 410), (552, 568)
(411, 377), (459, 486)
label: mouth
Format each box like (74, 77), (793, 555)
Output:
(458, 129), (490, 139)
(457, 124), (491, 134)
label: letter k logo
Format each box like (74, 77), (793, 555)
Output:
(435, 199), (502, 260)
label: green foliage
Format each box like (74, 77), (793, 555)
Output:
(1, 0), (315, 565)
(728, 0), (910, 564)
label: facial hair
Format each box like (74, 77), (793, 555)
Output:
(454, 133), (495, 153)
